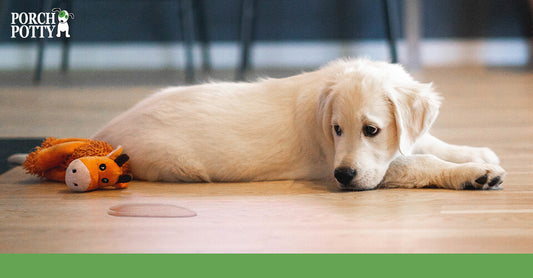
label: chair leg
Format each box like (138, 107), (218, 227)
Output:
(34, 0), (52, 84)
(0, 0), (11, 41)
(527, 0), (533, 68)
(193, 0), (211, 73)
(236, 0), (256, 81)
(179, 0), (195, 83)
(61, 0), (72, 73)
(382, 0), (398, 63)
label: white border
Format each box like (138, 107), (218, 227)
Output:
(0, 38), (529, 70)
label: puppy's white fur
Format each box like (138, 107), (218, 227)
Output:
(93, 58), (505, 190)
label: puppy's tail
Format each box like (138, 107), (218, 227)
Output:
(7, 153), (28, 166)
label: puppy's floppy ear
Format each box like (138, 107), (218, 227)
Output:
(388, 82), (441, 154)
(317, 84), (335, 143)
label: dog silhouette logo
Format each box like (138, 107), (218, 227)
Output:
(52, 8), (74, 38)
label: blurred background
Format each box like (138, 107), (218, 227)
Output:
(1, 0), (533, 172)
(0, 0), (532, 84)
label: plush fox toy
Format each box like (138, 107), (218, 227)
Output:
(23, 137), (132, 192)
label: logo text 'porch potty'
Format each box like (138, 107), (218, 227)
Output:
(11, 8), (74, 39)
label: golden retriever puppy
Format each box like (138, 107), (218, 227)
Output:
(93, 58), (505, 191)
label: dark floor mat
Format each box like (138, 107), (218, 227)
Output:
(0, 138), (45, 174)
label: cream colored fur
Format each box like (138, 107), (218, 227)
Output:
(93, 58), (505, 191)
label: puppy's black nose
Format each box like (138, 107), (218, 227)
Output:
(334, 167), (357, 186)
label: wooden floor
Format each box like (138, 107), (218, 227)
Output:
(1, 67), (533, 253)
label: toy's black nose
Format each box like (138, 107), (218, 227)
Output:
(334, 167), (357, 186)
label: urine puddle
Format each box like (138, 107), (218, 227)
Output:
(108, 203), (197, 218)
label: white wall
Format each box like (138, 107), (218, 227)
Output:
(0, 38), (530, 70)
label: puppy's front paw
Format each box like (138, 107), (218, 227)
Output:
(472, 147), (500, 165)
(451, 163), (505, 190)
(447, 146), (500, 165)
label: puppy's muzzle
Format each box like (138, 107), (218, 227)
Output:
(334, 167), (357, 186)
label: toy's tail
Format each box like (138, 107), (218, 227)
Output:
(7, 153), (28, 166)
(5, 137), (83, 168)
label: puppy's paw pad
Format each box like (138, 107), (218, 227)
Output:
(474, 174), (488, 185)
(462, 181), (476, 190)
(488, 176), (503, 187)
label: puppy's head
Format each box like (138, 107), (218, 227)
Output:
(318, 58), (441, 191)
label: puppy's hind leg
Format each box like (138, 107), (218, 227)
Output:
(129, 145), (211, 183)
(380, 154), (505, 190)
(149, 157), (211, 183)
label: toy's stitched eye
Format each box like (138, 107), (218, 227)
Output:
(73, 183), (78, 187)
(363, 125), (380, 137)
(101, 178), (109, 183)
(333, 124), (342, 136)
(72, 169), (76, 173)
(99, 164), (106, 171)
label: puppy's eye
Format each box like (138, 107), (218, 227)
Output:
(333, 124), (342, 136)
(363, 125), (380, 137)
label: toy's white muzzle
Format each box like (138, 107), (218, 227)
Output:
(65, 159), (91, 192)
